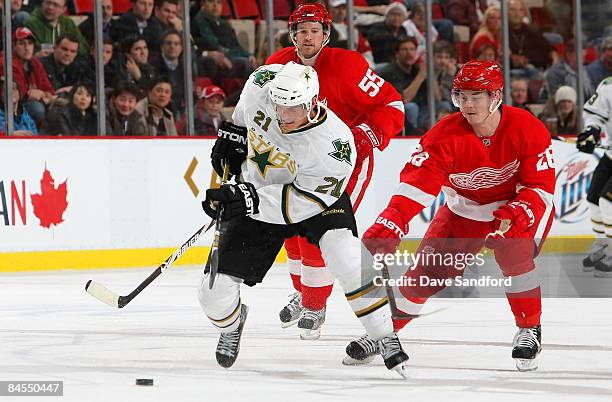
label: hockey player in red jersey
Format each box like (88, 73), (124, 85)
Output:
(344, 60), (556, 372)
(266, 3), (405, 339)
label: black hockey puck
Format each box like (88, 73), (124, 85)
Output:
(136, 379), (154, 386)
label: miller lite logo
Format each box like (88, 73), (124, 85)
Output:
(554, 154), (599, 223)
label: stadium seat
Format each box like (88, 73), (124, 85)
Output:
(229, 19), (256, 55)
(74, 0), (93, 14)
(222, 0), (232, 18)
(112, 0), (132, 14)
(258, 0), (292, 19)
(232, 0), (261, 19)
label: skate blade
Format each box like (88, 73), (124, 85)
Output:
(280, 319), (299, 328)
(299, 327), (321, 340)
(515, 357), (538, 372)
(391, 362), (409, 379)
(342, 354), (376, 366)
(594, 270), (612, 278)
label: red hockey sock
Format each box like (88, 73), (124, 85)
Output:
(506, 287), (542, 327)
(290, 273), (302, 293)
(301, 284), (333, 310)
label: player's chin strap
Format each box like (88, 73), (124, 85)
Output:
(307, 101), (324, 124)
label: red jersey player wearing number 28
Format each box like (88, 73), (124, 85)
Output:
(346, 60), (556, 372)
(266, 3), (404, 340)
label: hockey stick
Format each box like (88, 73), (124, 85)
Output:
(207, 164), (231, 289)
(85, 220), (215, 308)
(85, 166), (230, 308)
(552, 135), (612, 151)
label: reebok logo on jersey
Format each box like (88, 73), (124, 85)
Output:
(376, 216), (405, 237)
(449, 159), (520, 190)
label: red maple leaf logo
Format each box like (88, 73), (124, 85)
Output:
(30, 167), (68, 228)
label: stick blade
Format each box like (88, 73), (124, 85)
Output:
(85, 280), (120, 308)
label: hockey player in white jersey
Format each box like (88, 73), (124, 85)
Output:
(197, 62), (409, 376)
(577, 76), (612, 277)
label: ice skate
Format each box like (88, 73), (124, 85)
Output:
(582, 239), (608, 271)
(378, 333), (409, 378)
(342, 333), (378, 365)
(594, 254), (612, 277)
(298, 306), (326, 340)
(215, 304), (249, 368)
(279, 291), (303, 328)
(512, 325), (541, 372)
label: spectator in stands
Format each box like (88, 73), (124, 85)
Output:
(0, 27), (56, 123)
(469, 5), (500, 60)
(0, 77), (38, 136)
(328, 0), (375, 67)
(545, 39), (594, 102)
(106, 81), (146, 136)
(587, 36), (612, 87)
(84, 38), (119, 88)
(112, 0), (163, 55)
(433, 40), (457, 114)
(0, 1), (30, 29)
(402, 2), (439, 62)
(366, 2), (409, 66)
(26, 0), (89, 56)
(151, 29), (192, 118)
(41, 34), (86, 95)
(353, 0), (389, 29)
(79, 0), (115, 46)
(192, 0), (256, 84)
(45, 81), (97, 135)
(445, 0), (487, 38)
(379, 36), (433, 132)
(475, 42), (497, 61)
(510, 77), (533, 113)
(154, 0), (183, 32)
(134, 75), (177, 136)
(194, 84), (227, 135)
(538, 85), (578, 135)
(117, 35), (157, 91)
(508, 0), (557, 77)
(407, 1), (454, 44)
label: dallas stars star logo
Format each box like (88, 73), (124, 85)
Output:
(253, 68), (276, 87)
(249, 145), (281, 177)
(328, 139), (352, 165)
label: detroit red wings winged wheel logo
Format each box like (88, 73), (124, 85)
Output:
(30, 167), (68, 228)
(449, 159), (520, 190)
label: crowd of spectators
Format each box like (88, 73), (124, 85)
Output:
(0, 0), (610, 136)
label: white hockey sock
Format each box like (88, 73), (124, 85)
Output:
(319, 229), (393, 340)
(198, 273), (243, 333)
(589, 201), (605, 234)
(599, 198), (612, 238)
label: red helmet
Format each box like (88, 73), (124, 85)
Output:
(452, 60), (504, 92)
(289, 3), (332, 35)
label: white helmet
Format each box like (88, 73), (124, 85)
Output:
(269, 62), (321, 124)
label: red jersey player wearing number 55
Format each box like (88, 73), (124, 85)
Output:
(266, 3), (404, 340)
(346, 61), (556, 372)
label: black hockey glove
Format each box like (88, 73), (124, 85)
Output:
(202, 182), (260, 221)
(576, 125), (601, 154)
(211, 121), (248, 177)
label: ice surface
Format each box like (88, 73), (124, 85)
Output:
(1, 264), (611, 402)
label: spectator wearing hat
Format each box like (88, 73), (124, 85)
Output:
(195, 85), (227, 135)
(0, 77), (38, 136)
(0, 27), (56, 124)
(587, 36), (612, 88)
(328, 0), (375, 67)
(538, 85), (578, 135)
(106, 81), (147, 136)
(26, 0), (89, 57)
(366, 2), (409, 66)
